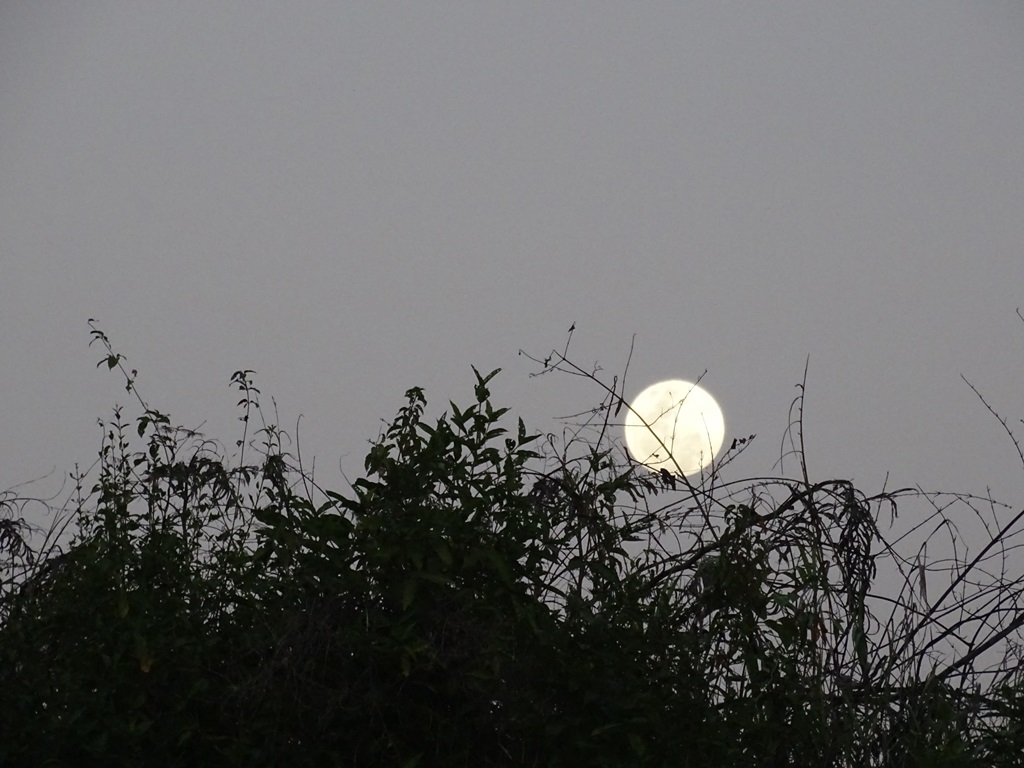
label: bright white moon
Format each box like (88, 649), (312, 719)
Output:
(623, 380), (725, 477)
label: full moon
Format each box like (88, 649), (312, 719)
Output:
(623, 380), (725, 477)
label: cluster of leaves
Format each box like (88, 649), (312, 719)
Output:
(2, 328), (1024, 766)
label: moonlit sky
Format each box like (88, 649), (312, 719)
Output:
(3, 3), (1024, 531)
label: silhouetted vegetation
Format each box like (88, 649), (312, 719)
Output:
(2, 323), (1024, 766)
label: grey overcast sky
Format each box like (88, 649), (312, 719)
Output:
(3, 3), (1024, 520)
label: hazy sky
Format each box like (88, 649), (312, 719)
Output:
(3, 3), (1024, 526)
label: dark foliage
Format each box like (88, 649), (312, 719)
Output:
(2, 326), (1024, 766)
